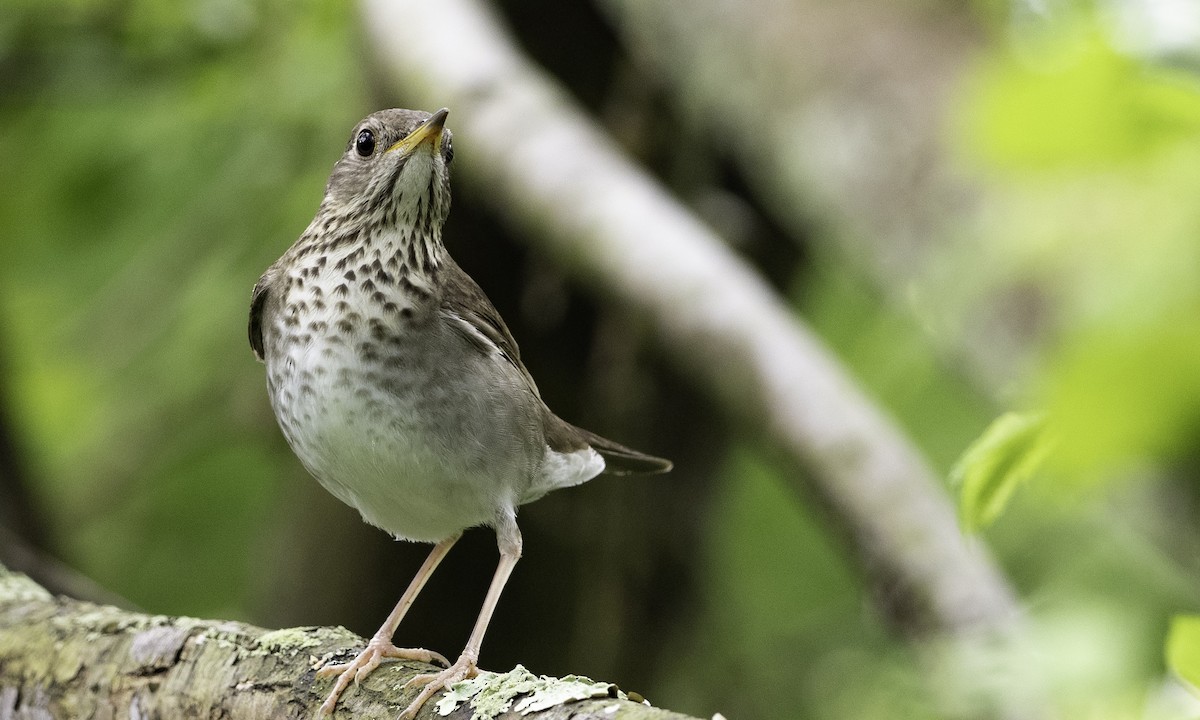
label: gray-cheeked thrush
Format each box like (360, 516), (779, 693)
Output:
(249, 108), (671, 718)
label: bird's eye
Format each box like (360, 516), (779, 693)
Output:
(355, 129), (376, 157)
(443, 138), (454, 166)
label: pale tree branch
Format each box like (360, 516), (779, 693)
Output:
(0, 566), (701, 720)
(597, 0), (1036, 390)
(357, 0), (1019, 636)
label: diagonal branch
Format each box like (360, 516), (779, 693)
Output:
(0, 565), (700, 720)
(595, 0), (1034, 391)
(358, 0), (1019, 637)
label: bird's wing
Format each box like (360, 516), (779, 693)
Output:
(438, 259), (535, 390)
(248, 269), (277, 362)
(440, 260), (672, 478)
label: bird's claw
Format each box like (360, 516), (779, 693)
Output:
(316, 640), (448, 716)
(398, 653), (480, 719)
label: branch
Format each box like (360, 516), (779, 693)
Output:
(0, 566), (701, 720)
(597, 0), (1030, 390)
(358, 0), (1019, 636)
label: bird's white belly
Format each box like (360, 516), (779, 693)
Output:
(267, 320), (532, 542)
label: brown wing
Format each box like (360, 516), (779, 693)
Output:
(441, 259), (672, 476)
(438, 259), (533, 388)
(248, 271), (274, 362)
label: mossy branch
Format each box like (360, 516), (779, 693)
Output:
(0, 566), (702, 720)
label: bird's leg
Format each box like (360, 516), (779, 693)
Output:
(399, 512), (523, 720)
(316, 534), (460, 717)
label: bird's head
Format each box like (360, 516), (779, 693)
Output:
(321, 108), (454, 233)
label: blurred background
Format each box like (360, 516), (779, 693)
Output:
(2, 0), (1200, 718)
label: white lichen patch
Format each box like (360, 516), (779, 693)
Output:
(513, 674), (623, 713)
(435, 665), (623, 720)
(255, 628), (323, 654)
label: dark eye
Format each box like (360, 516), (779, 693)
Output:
(443, 137), (453, 165)
(355, 128), (376, 157)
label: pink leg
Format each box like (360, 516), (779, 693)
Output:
(316, 534), (460, 716)
(398, 514), (522, 719)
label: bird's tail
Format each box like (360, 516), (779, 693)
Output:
(577, 427), (673, 476)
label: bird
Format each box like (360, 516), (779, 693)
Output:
(248, 107), (671, 718)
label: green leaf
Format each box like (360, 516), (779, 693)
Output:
(1166, 615), (1200, 692)
(951, 412), (1055, 532)
(956, 23), (1200, 173)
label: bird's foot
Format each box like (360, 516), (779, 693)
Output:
(316, 639), (449, 716)
(398, 651), (480, 719)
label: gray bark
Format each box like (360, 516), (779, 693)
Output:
(0, 566), (700, 720)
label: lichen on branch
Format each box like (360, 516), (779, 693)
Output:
(0, 566), (700, 720)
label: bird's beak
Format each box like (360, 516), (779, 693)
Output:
(387, 108), (449, 155)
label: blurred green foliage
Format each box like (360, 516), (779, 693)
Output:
(1, 1), (1200, 719)
(945, 4), (1200, 717)
(954, 11), (1200, 486)
(0, 0), (365, 617)
(1167, 615), (1200, 692)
